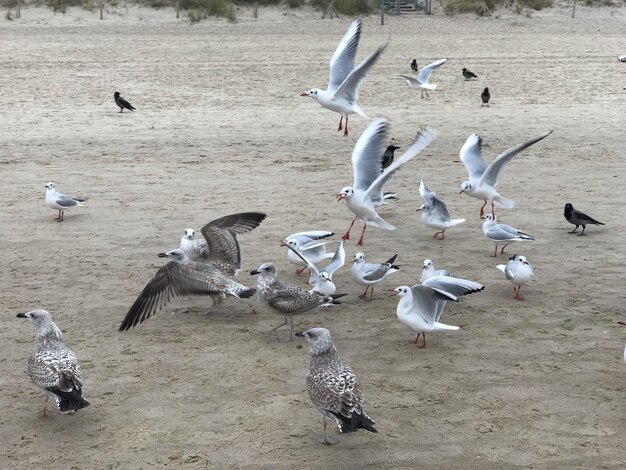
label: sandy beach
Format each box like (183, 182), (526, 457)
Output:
(1, 4), (626, 468)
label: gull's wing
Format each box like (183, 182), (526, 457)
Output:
(363, 254), (398, 281)
(479, 131), (552, 187)
(460, 134), (488, 181)
(328, 19), (362, 94)
(287, 231), (334, 242)
(333, 43), (387, 102)
(423, 276), (485, 298)
(420, 179), (451, 219)
(419, 179), (433, 202)
(352, 119), (389, 192)
(55, 195), (82, 208)
(488, 223), (533, 241)
(410, 284), (457, 326)
(323, 241), (345, 278)
(281, 238), (320, 277)
(200, 212), (266, 268)
(417, 58), (447, 84)
(365, 127), (436, 200)
(396, 74), (420, 88)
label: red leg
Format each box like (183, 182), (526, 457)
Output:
(492, 245), (498, 257)
(500, 244), (508, 255)
(337, 115), (343, 132)
(491, 202), (495, 218)
(356, 223), (367, 246)
(343, 115), (349, 136)
(369, 285), (374, 300)
(479, 201), (487, 219)
(341, 218), (356, 241)
(295, 266), (308, 276)
(417, 333), (427, 349)
(434, 230), (445, 240)
(410, 332), (422, 344)
(514, 285), (524, 301)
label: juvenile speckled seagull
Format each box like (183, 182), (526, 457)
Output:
(17, 309), (90, 415)
(295, 327), (377, 444)
(417, 179), (465, 240)
(482, 214), (534, 257)
(251, 263), (345, 341)
(337, 120), (436, 245)
(396, 58), (447, 98)
(300, 19), (386, 136)
(351, 252), (399, 300)
(282, 239), (345, 295)
(497, 254), (534, 301)
(459, 131), (552, 218)
(44, 182), (86, 222)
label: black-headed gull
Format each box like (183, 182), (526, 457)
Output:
(420, 259), (451, 283)
(564, 203), (604, 236)
(44, 182), (86, 222)
(396, 58), (447, 98)
(459, 131), (552, 218)
(337, 120), (436, 245)
(391, 276), (484, 348)
(285, 231), (335, 275)
(416, 179), (465, 240)
(119, 250), (257, 331)
(497, 254), (534, 301)
(300, 19), (386, 136)
(250, 263), (345, 341)
(482, 214), (534, 257)
(281, 239), (345, 295)
(351, 252), (399, 300)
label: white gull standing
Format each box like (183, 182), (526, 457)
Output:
(44, 182), (86, 222)
(300, 19), (386, 136)
(337, 119), (436, 245)
(351, 252), (399, 300)
(282, 239), (345, 295)
(396, 58), (448, 99)
(459, 131), (552, 218)
(416, 179), (465, 240)
(482, 214), (534, 257)
(420, 259), (451, 283)
(497, 254), (535, 301)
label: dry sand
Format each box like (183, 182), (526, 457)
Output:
(1, 4), (626, 469)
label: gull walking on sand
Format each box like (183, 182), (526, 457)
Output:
(351, 252), (399, 300)
(396, 58), (447, 99)
(416, 179), (465, 239)
(44, 182), (86, 222)
(459, 131), (552, 218)
(300, 19), (386, 136)
(497, 254), (534, 301)
(482, 214), (534, 257)
(337, 119), (436, 245)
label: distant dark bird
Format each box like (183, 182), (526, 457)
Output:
(17, 309), (90, 416)
(382, 144), (400, 169)
(410, 59), (418, 72)
(564, 203), (604, 236)
(481, 87), (491, 107)
(296, 327), (377, 444)
(462, 68), (478, 80)
(114, 91), (135, 112)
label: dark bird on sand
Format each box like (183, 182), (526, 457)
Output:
(481, 87), (491, 107)
(462, 68), (478, 80)
(410, 59), (418, 72)
(114, 91), (135, 112)
(564, 203), (604, 236)
(382, 144), (400, 169)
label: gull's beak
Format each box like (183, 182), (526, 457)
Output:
(279, 239), (288, 247)
(618, 321), (626, 327)
(300, 92), (309, 97)
(388, 289), (399, 297)
(422, 265), (426, 270)
(415, 207), (422, 212)
(523, 261), (529, 265)
(16, 312), (27, 318)
(336, 192), (346, 202)
(157, 252), (168, 258)
(250, 269), (260, 275)
(295, 331), (305, 337)
(459, 189), (465, 194)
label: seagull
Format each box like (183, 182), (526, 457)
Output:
(351, 252), (399, 300)
(295, 328), (377, 444)
(420, 259), (451, 283)
(17, 309), (90, 415)
(250, 263), (345, 341)
(300, 19), (386, 136)
(410, 59), (418, 72)
(382, 144), (400, 169)
(459, 131), (553, 218)
(391, 276), (484, 348)
(285, 231), (335, 275)
(481, 87), (491, 107)
(119, 250), (256, 331)
(482, 214), (534, 257)
(462, 68), (478, 80)
(282, 239), (345, 295)
(416, 179), (465, 239)
(44, 182), (86, 222)
(497, 254), (534, 301)
(114, 91), (135, 112)
(337, 120), (436, 245)
(618, 55), (626, 62)
(176, 212), (266, 273)
(564, 203), (604, 236)
(396, 58), (447, 98)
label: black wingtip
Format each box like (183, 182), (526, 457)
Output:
(239, 288), (256, 299)
(385, 254), (398, 265)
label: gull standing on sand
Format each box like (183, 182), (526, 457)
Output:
(396, 58), (448, 99)
(392, 276), (484, 348)
(420, 259), (451, 283)
(459, 131), (552, 218)
(295, 328), (377, 444)
(282, 239), (345, 295)
(482, 214), (534, 257)
(250, 263), (344, 341)
(337, 120), (436, 245)
(563, 203), (604, 236)
(285, 231), (335, 276)
(44, 182), (86, 222)
(416, 179), (465, 240)
(497, 254), (534, 301)
(17, 309), (90, 415)
(300, 19), (386, 136)
(351, 252), (399, 300)
(177, 212), (266, 271)
(119, 250), (257, 331)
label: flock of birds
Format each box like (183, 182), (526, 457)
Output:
(18, 18), (613, 445)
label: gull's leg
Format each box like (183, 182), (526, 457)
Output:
(435, 230), (445, 240)
(578, 225), (586, 236)
(491, 202), (495, 218)
(479, 201), (487, 219)
(322, 417), (337, 445)
(287, 316), (294, 341)
(59, 210), (64, 222)
(359, 286), (370, 299)
(514, 285), (524, 301)
(369, 286), (375, 301)
(410, 332), (421, 344)
(265, 315), (289, 335)
(417, 333), (427, 349)
(337, 115), (343, 132)
(295, 266), (308, 276)
(341, 218), (356, 241)
(343, 115), (349, 136)
(569, 225), (579, 234)
(41, 395), (50, 417)
(492, 245), (498, 257)
(356, 223), (367, 246)
(500, 244), (509, 255)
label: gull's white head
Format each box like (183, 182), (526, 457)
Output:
(300, 88), (322, 100)
(391, 286), (411, 297)
(514, 255), (529, 265)
(416, 203), (430, 212)
(158, 249), (189, 263)
(318, 271), (330, 283)
(295, 327), (334, 355)
(354, 252), (365, 264)
(459, 181), (472, 194)
(17, 309), (53, 327)
(423, 259), (434, 270)
(45, 182), (56, 190)
(250, 262), (277, 277)
(483, 213), (497, 224)
(183, 228), (195, 240)
(336, 187), (354, 202)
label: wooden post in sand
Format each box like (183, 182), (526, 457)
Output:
(176, 0), (180, 18)
(322, 1), (339, 19)
(253, 2), (258, 18)
(100, 0), (103, 19)
(571, 0), (577, 18)
(380, 0), (384, 25)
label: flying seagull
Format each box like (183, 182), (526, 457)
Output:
(301, 19), (387, 136)
(563, 203), (604, 236)
(114, 91), (135, 112)
(284, 231), (335, 276)
(282, 239), (345, 295)
(396, 58), (447, 98)
(17, 309), (90, 415)
(44, 182), (86, 222)
(296, 327), (377, 444)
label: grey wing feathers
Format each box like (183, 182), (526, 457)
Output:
(417, 58), (447, 83)
(431, 194), (451, 219)
(267, 283), (327, 314)
(460, 134), (488, 181)
(362, 264), (392, 281)
(324, 241), (345, 278)
(410, 285), (456, 325)
(334, 42), (386, 102)
(328, 19), (362, 94)
(352, 119), (389, 192)
(422, 276), (485, 298)
(56, 195), (82, 207)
